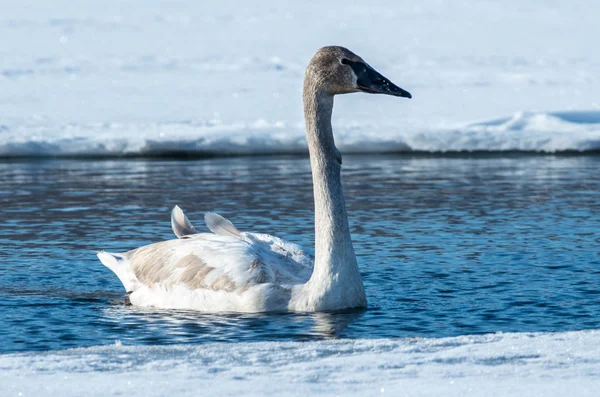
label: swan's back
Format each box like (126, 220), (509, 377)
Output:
(98, 208), (314, 311)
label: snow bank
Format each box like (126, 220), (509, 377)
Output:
(1, 0), (599, 157)
(2, 330), (599, 396)
(2, 111), (599, 157)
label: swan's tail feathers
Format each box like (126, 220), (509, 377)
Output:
(171, 205), (199, 238)
(204, 212), (242, 238)
(97, 251), (141, 292)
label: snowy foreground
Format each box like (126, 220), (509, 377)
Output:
(1, 0), (599, 156)
(2, 330), (599, 397)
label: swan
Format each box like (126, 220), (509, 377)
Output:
(98, 46), (411, 312)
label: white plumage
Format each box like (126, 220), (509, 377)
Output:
(99, 206), (314, 312)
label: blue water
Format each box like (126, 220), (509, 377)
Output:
(1, 155), (599, 353)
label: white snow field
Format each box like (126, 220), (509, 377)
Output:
(1, 0), (599, 156)
(2, 331), (599, 397)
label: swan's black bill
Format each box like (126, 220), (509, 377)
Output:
(344, 59), (412, 98)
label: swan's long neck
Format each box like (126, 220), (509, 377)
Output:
(301, 79), (366, 310)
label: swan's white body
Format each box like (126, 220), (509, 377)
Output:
(98, 206), (365, 312)
(98, 46), (411, 312)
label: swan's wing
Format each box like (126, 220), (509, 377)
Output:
(243, 232), (314, 283)
(102, 232), (313, 294)
(168, 206), (312, 278)
(101, 206), (314, 294)
(171, 207), (242, 240)
(124, 235), (267, 292)
(171, 206), (199, 238)
(247, 232), (314, 268)
(204, 212), (242, 238)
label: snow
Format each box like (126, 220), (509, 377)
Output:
(1, 0), (599, 156)
(2, 330), (599, 396)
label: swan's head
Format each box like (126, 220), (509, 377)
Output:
(306, 46), (412, 98)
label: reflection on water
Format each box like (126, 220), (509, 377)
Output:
(100, 303), (365, 344)
(1, 155), (600, 353)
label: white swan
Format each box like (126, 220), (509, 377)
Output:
(98, 46), (411, 312)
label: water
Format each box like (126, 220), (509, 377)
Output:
(1, 155), (599, 354)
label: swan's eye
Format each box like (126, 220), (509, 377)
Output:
(340, 58), (350, 65)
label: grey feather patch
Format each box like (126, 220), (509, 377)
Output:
(171, 205), (199, 238)
(204, 212), (242, 238)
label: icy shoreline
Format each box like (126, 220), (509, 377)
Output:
(1, 330), (599, 397)
(2, 111), (599, 157)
